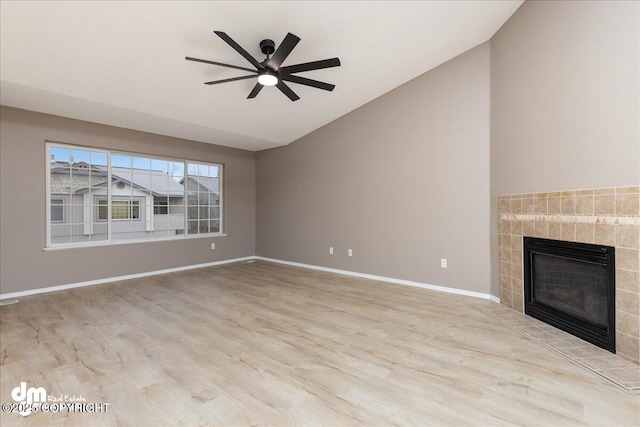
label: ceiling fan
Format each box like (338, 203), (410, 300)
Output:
(186, 31), (340, 101)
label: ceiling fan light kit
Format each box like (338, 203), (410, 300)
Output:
(186, 31), (341, 101)
(257, 70), (278, 86)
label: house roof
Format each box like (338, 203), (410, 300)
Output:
(50, 162), (107, 177)
(183, 176), (220, 194)
(51, 162), (184, 196)
(112, 167), (185, 197)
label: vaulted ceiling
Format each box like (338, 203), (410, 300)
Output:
(0, 1), (523, 151)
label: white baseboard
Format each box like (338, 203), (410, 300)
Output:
(0, 256), (255, 300)
(0, 255), (500, 304)
(255, 256), (500, 303)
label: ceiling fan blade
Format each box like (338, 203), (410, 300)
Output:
(279, 58), (341, 74)
(185, 57), (258, 73)
(214, 31), (264, 70)
(204, 75), (256, 85)
(280, 74), (335, 91)
(247, 83), (264, 99)
(266, 33), (301, 72)
(276, 81), (300, 101)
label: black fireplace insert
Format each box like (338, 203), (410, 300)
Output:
(523, 237), (615, 352)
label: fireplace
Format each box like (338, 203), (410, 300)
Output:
(523, 237), (616, 352)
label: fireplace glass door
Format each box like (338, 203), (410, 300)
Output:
(524, 237), (615, 352)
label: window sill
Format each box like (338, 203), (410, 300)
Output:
(43, 233), (228, 251)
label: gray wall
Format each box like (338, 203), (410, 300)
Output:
(489, 0), (640, 295)
(256, 43), (491, 294)
(0, 106), (256, 294)
(491, 0), (639, 195)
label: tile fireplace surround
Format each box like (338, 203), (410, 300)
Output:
(498, 186), (640, 363)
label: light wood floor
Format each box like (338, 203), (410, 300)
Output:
(1, 261), (638, 426)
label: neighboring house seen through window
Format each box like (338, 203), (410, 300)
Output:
(46, 143), (222, 247)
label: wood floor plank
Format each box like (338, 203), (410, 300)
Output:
(1, 260), (638, 426)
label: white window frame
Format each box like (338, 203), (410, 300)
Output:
(45, 142), (224, 249)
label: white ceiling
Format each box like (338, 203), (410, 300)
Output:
(0, 1), (523, 151)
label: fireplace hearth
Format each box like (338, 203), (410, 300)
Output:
(524, 237), (615, 352)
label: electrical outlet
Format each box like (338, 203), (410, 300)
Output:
(348, 249), (353, 257)
(441, 259), (447, 268)
(211, 243), (216, 250)
(329, 247), (334, 255)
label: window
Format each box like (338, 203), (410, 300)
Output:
(97, 199), (140, 220)
(51, 199), (65, 222)
(97, 200), (108, 221)
(186, 162), (221, 235)
(46, 143), (223, 248)
(153, 198), (168, 215)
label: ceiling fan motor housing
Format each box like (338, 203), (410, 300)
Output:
(260, 39), (275, 56)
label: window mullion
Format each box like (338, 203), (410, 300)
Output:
(183, 161), (188, 235)
(107, 151), (112, 243)
(46, 143), (52, 248)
